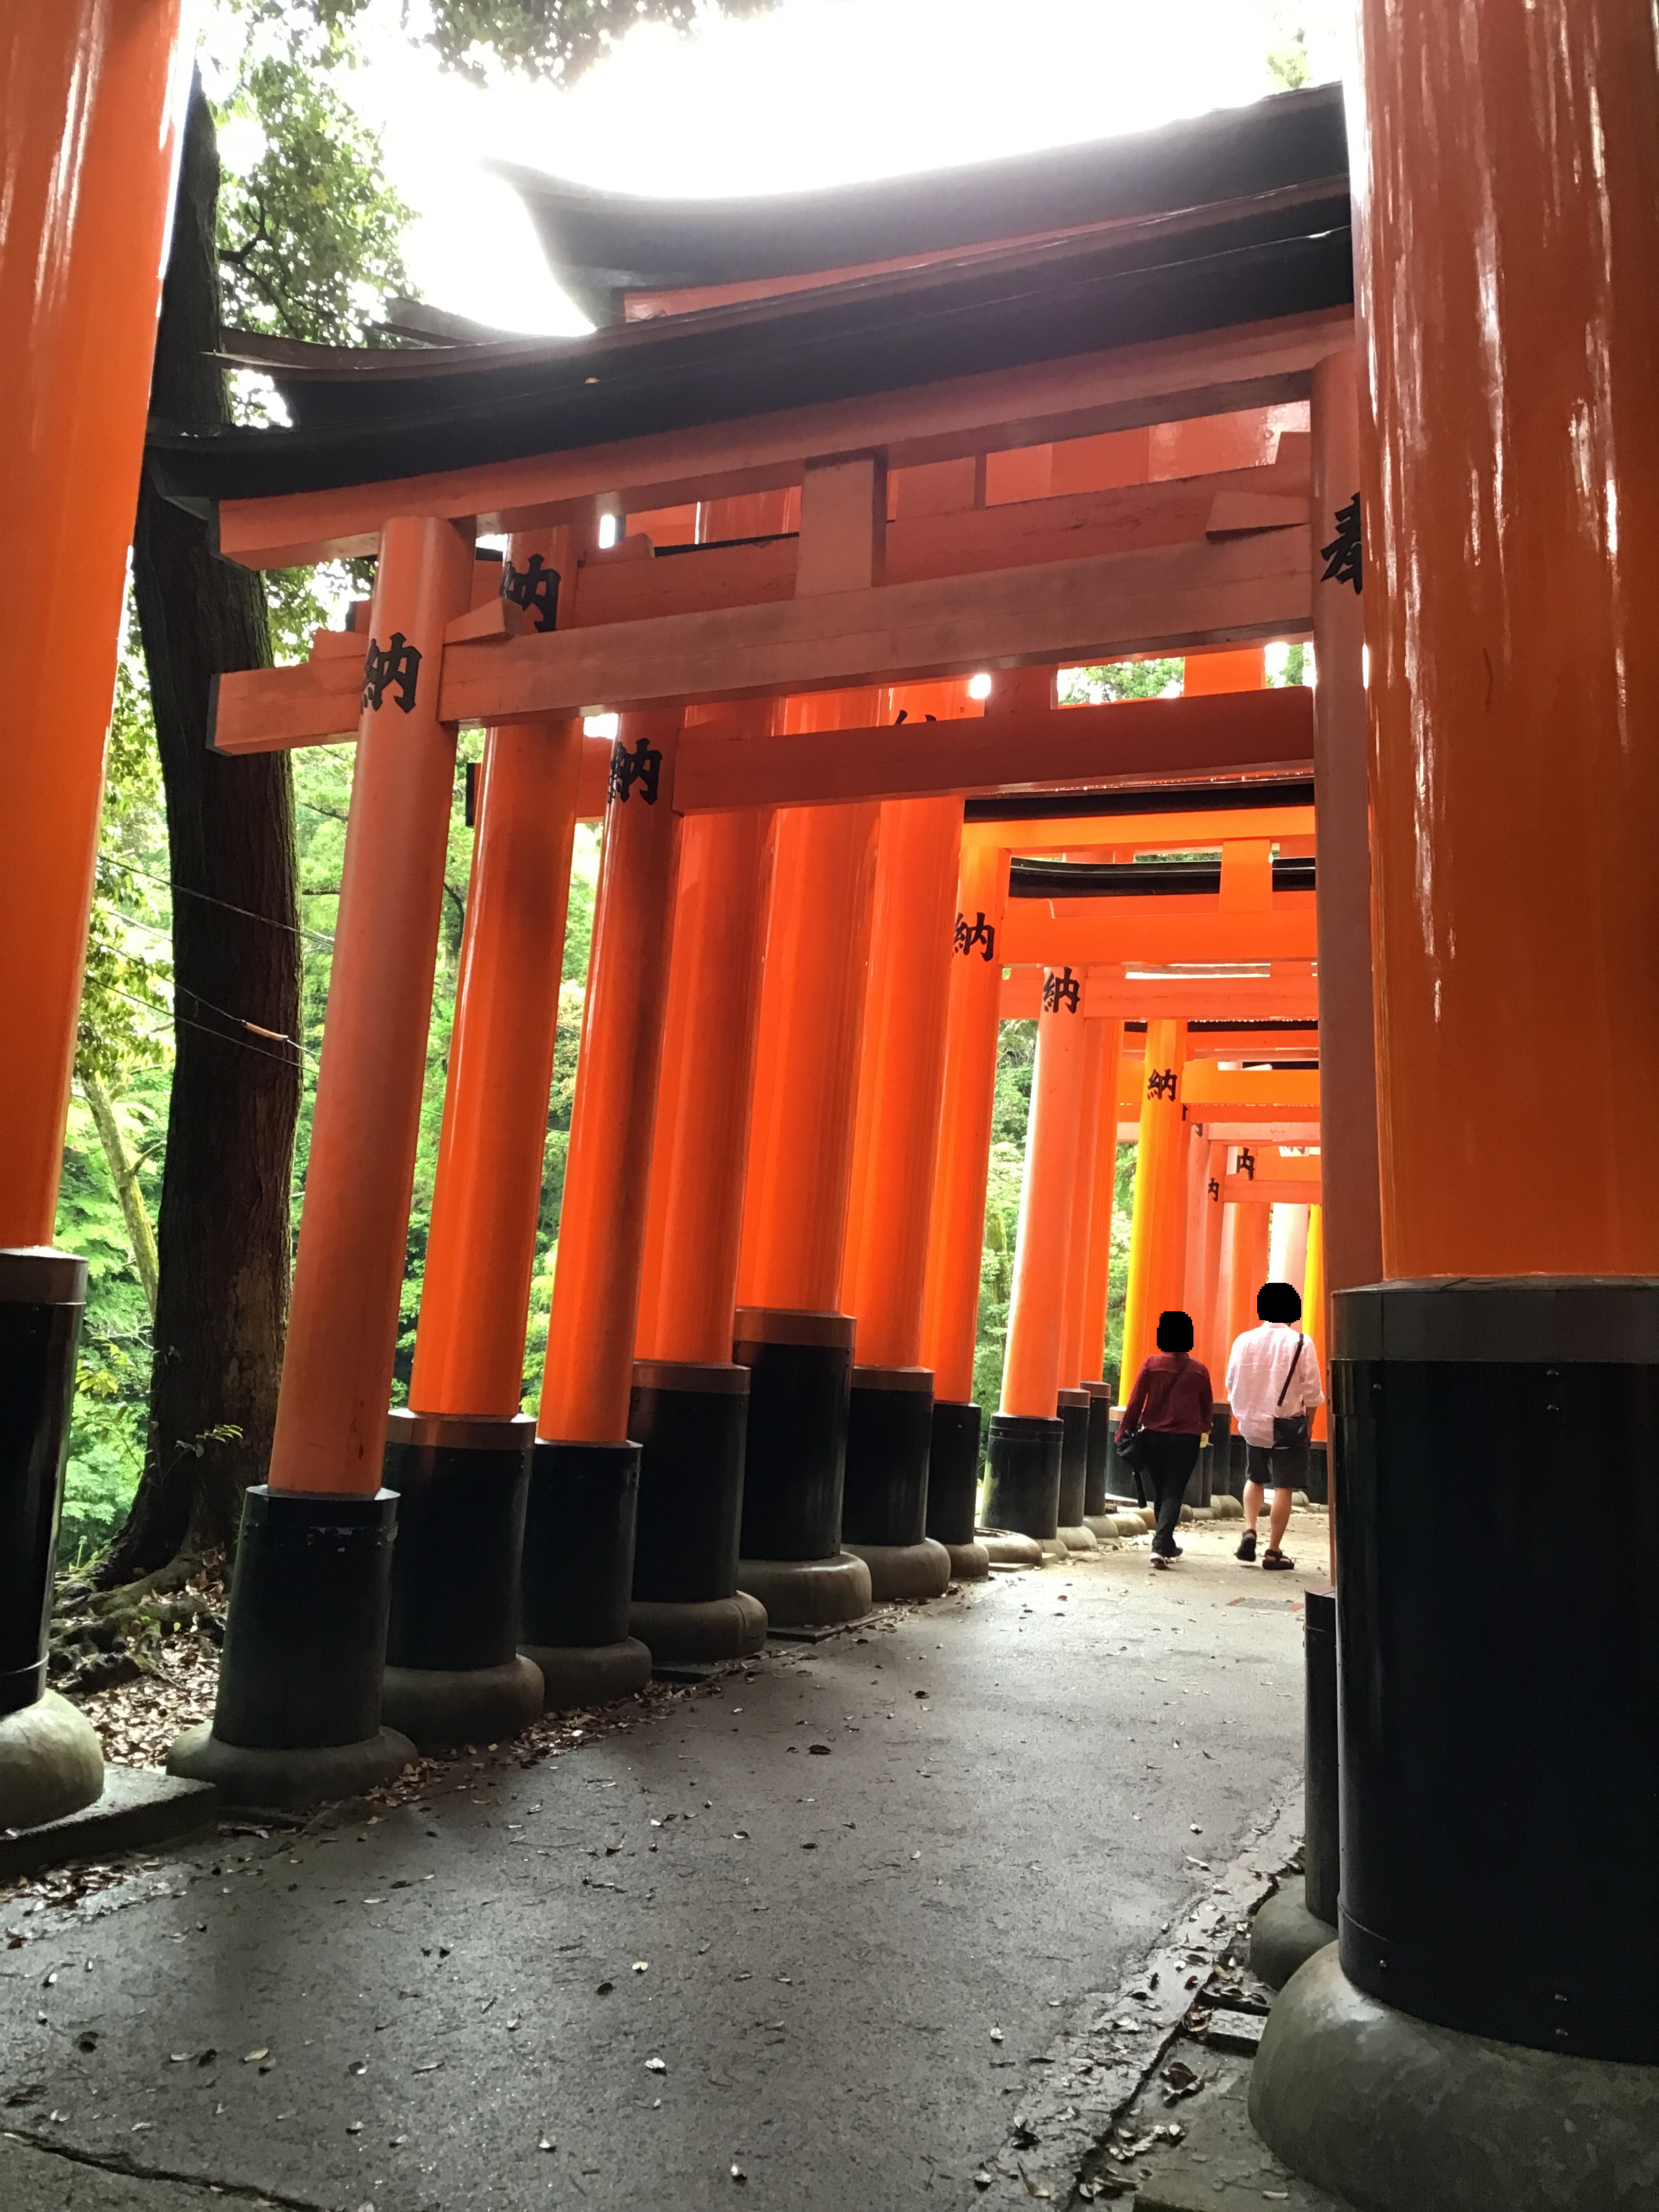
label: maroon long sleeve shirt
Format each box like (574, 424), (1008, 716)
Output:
(1121, 1351), (1214, 1437)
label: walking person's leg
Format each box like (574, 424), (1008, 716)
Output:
(1261, 1439), (1304, 1567)
(1150, 1434), (1199, 1562)
(1238, 1441), (1272, 1561)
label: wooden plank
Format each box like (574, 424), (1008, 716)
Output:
(1223, 1174), (1322, 1204)
(998, 895), (1316, 967)
(567, 536), (797, 628)
(963, 800), (1315, 855)
(1000, 966), (1320, 1021)
(437, 527), (1312, 726)
(675, 687), (1312, 812)
(1183, 1063), (1320, 1105)
(209, 655), (362, 756)
(214, 306), (1353, 570)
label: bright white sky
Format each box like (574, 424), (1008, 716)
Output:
(237, 0), (1348, 337)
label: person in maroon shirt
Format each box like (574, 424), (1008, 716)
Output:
(1119, 1310), (1214, 1568)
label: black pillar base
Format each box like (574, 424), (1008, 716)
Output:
(1103, 1404), (1140, 1505)
(1055, 1388), (1092, 1541)
(167, 1485), (413, 1809)
(734, 1309), (854, 1561)
(842, 1366), (933, 1547)
(629, 1361), (750, 1603)
(520, 1436), (642, 1660)
(924, 1399), (981, 1546)
(982, 1413), (1063, 1539)
(1250, 1582), (1340, 1989)
(379, 1410), (541, 1748)
(1080, 1382), (1112, 1517)
(1335, 1277), (1659, 2064)
(628, 1361), (764, 1660)
(0, 1248), (87, 1723)
(1305, 1438), (1329, 1503)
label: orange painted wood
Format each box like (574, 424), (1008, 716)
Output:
(636, 798), (778, 1366)
(998, 896), (1316, 968)
(0, 0), (190, 1239)
(567, 536), (797, 629)
(841, 775), (966, 1367)
(1076, 1021), (1126, 1387)
(409, 671), (583, 1418)
(920, 842), (1010, 1403)
(959, 795), (1315, 855)
(538, 711), (684, 1442)
(268, 514), (477, 1492)
(1000, 970), (1089, 1418)
(214, 306), (1354, 570)
(433, 527), (1310, 726)
(1057, 1018), (1107, 1389)
(739, 701), (883, 1313)
(1120, 1019), (1188, 1389)
(998, 966), (1320, 1022)
(1223, 1175), (1322, 1205)
(1182, 1064), (1319, 1108)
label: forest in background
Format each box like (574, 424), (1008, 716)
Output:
(54, 1), (1315, 1565)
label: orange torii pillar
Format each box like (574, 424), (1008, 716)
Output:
(1269, 1202), (1310, 1295)
(1, 0), (190, 1830)
(984, 966), (1088, 1554)
(628, 773), (778, 1664)
(1120, 1020), (1189, 1393)
(1300, 1203), (1329, 1511)
(1253, 8), (1659, 2189)
(1052, 1016), (1109, 1549)
(1075, 1020), (1126, 1526)
(1191, 1137), (1232, 1490)
(734, 712), (882, 1627)
(377, 532), (582, 1750)
(838, 776), (964, 1600)
(918, 841), (1010, 1574)
(1221, 1162), (1273, 1359)
(173, 514), (475, 1803)
(521, 711), (683, 1708)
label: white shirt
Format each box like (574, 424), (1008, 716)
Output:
(1225, 1322), (1326, 1448)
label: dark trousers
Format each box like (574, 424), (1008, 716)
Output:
(1141, 1431), (1201, 1556)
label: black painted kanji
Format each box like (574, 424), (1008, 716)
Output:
(1147, 1067), (1178, 1102)
(609, 736), (663, 806)
(361, 632), (422, 714)
(1237, 1146), (1256, 1179)
(1207, 1177), (1221, 1202)
(1042, 965), (1081, 1015)
(954, 909), (997, 962)
(502, 552), (559, 632)
(1321, 493), (1362, 593)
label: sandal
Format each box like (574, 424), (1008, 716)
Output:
(1261, 1549), (1296, 1572)
(1235, 1530), (1258, 1563)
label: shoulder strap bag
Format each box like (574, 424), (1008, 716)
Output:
(1272, 1334), (1311, 1450)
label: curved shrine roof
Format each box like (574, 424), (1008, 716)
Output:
(148, 83), (1350, 514)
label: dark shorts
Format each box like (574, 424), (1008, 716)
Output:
(1246, 1439), (1309, 1492)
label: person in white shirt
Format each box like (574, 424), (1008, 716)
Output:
(1223, 1281), (1325, 1571)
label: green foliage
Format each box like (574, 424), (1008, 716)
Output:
(216, 16), (413, 346)
(1059, 657), (1185, 705)
(78, 612), (172, 1090)
(1267, 26), (1312, 90)
(317, 0), (776, 87)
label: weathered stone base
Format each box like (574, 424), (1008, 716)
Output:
(628, 1591), (768, 1664)
(978, 1528), (1042, 1568)
(1040, 1534), (1069, 1561)
(1059, 1523), (1098, 1552)
(844, 1537), (951, 1601)
(166, 1723), (416, 1811)
(522, 1637), (653, 1713)
(1249, 1875), (1337, 1991)
(0, 1766), (217, 1882)
(735, 1550), (872, 1628)
(943, 1539), (991, 1581)
(1082, 1513), (1122, 1542)
(0, 1689), (103, 1832)
(1250, 1946), (1659, 2212)
(1210, 1492), (1244, 1520)
(380, 1656), (545, 1751)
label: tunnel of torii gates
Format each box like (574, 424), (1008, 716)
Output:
(7, 26), (1659, 2207)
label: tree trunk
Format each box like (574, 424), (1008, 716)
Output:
(79, 1070), (160, 1317)
(103, 76), (302, 1580)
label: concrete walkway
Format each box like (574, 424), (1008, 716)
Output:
(0, 1515), (1326, 2211)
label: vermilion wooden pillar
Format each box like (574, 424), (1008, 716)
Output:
(1076, 1020), (1125, 1525)
(522, 710), (682, 1706)
(1254, 16), (1659, 2173)
(839, 772), (964, 1597)
(1120, 1019), (1187, 1386)
(174, 512), (476, 1803)
(918, 838), (1010, 1565)
(1, 0), (188, 1826)
(384, 529), (584, 1747)
(985, 966), (1087, 1548)
(628, 771), (778, 1663)
(734, 697), (882, 1624)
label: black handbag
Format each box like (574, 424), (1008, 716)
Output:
(1272, 1334), (1311, 1449)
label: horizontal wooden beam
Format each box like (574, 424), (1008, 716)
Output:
(438, 527), (1311, 725)
(213, 306), (1353, 570)
(1183, 1062), (1319, 1107)
(676, 687), (1312, 812)
(1222, 1174), (1321, 1204)
(998, 893), (1317, 967)
(999, 966), (1320, 1021)
(968, 802), (1317, 855)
